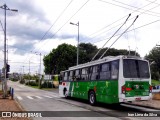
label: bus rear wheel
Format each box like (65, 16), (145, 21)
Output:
(89, 91), (96, 105)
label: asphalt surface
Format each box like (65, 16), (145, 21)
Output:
(7, 80), (160, 120)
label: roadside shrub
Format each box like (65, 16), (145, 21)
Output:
(41, 81), (54, 88)
(19, 79), (25, 84)
(25, 81), (38, 86)
(11, 78), (18, 82)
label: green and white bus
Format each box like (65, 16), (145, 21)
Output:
(59, 55), (152, 105)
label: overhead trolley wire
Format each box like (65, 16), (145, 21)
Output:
(92, 18), (160, 45)
(85, 0), (159, 44)
(112, 0), (160, 16)
(84, 0), (158, 43)
(98, 0), (160, 17)
(91, 13), (131, 61)
(99, 15), (139, 59)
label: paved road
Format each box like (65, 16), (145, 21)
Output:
(8, 80), (160, 120)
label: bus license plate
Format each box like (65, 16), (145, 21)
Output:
(135, 97), (141, 101)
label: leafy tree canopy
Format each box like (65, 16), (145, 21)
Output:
(43, 43), (139, 74)
(145, 47), (160, 80)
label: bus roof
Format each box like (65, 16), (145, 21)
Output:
(59, 55), (145, 72)
(68, 55), (143, 71)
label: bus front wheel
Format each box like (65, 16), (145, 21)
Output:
(89, 91), (96, 105)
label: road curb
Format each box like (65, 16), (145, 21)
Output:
(14, 98), (26, 111)
(14, 98), (33, 120)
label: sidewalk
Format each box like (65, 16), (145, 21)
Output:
(130, 93), (160, 109)
(0, 96), (30, 120)
(131, 99), (160, 109)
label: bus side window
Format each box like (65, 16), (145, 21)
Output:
(81, 68), (88, 81)
(75, 69), (81, 80)
(111, 60), (119, 79)
(100, 63), (111, 80)
(72, 71), (76, 81)
(64, 72), (68, 81)
(91, 65), (99, 80)
(69, 71), (73, 81)
(59, 72), (64, 84)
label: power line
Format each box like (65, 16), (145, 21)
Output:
(0, 20), (4, 32)
(84, 0), (160, 43)
(34, 0), (74, 48)
(99, 15), (139, 59)
(23, 0), (90, 75)
(7, 61), (40, 64)
(22, 0), (74, 64)
(27, 0), (90, 63)
(112, 0), (160, 15)
(45, 0), (90, 43)
(91, 14), (131, 61)
(85, 0), (158, 42)
(98, 0), (160, 17)
(92, 18), (160, 44)
(145, 0), (160, 5)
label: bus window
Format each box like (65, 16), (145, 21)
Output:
(69, 70), (76, 81)
(64, 72), (68, 81)
(91, 65), (99, 80)
(59, 72), (64, 84)
(100, 63), (111, 80)
(69, 71), (73, 81)
(123, 59), (150, 78)
(75, 69), (81, 80)
(81, 68), (88, 80)
(111, 60), (119, 79)
(138, 61), (150, 78)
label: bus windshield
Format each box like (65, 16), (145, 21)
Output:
(123, 59), (150, 78)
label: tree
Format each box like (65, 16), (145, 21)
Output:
(43, 43), (140, 74)
(79, 43), (98, 63)
(145, 47), (160, 80)
(43, 43), (77, 74)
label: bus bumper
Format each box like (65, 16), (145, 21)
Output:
(119, 95), (152, 103)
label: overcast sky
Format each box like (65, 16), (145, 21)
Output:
(0, 0), (160, 74)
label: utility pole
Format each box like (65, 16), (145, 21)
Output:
(28, 61), (30, 85)
(35, 52), (42, 88)
(0, 4), (18, 98)
(22, 66), (24, 80)
(39, 53), (41, 88)
(29, 60), (30, 79)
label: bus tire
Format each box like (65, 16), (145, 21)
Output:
(89, 91), (96, 105)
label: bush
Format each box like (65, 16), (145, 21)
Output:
(25, 81), (38, 86)
(41, 81), (54, 88)
(151, 72), (160, 80)
(19, 79), (25, 84)
(11, 78), (18, 82)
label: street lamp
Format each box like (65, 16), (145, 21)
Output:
(0, 4), (18, 98)
(70, 21), (79, 65)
